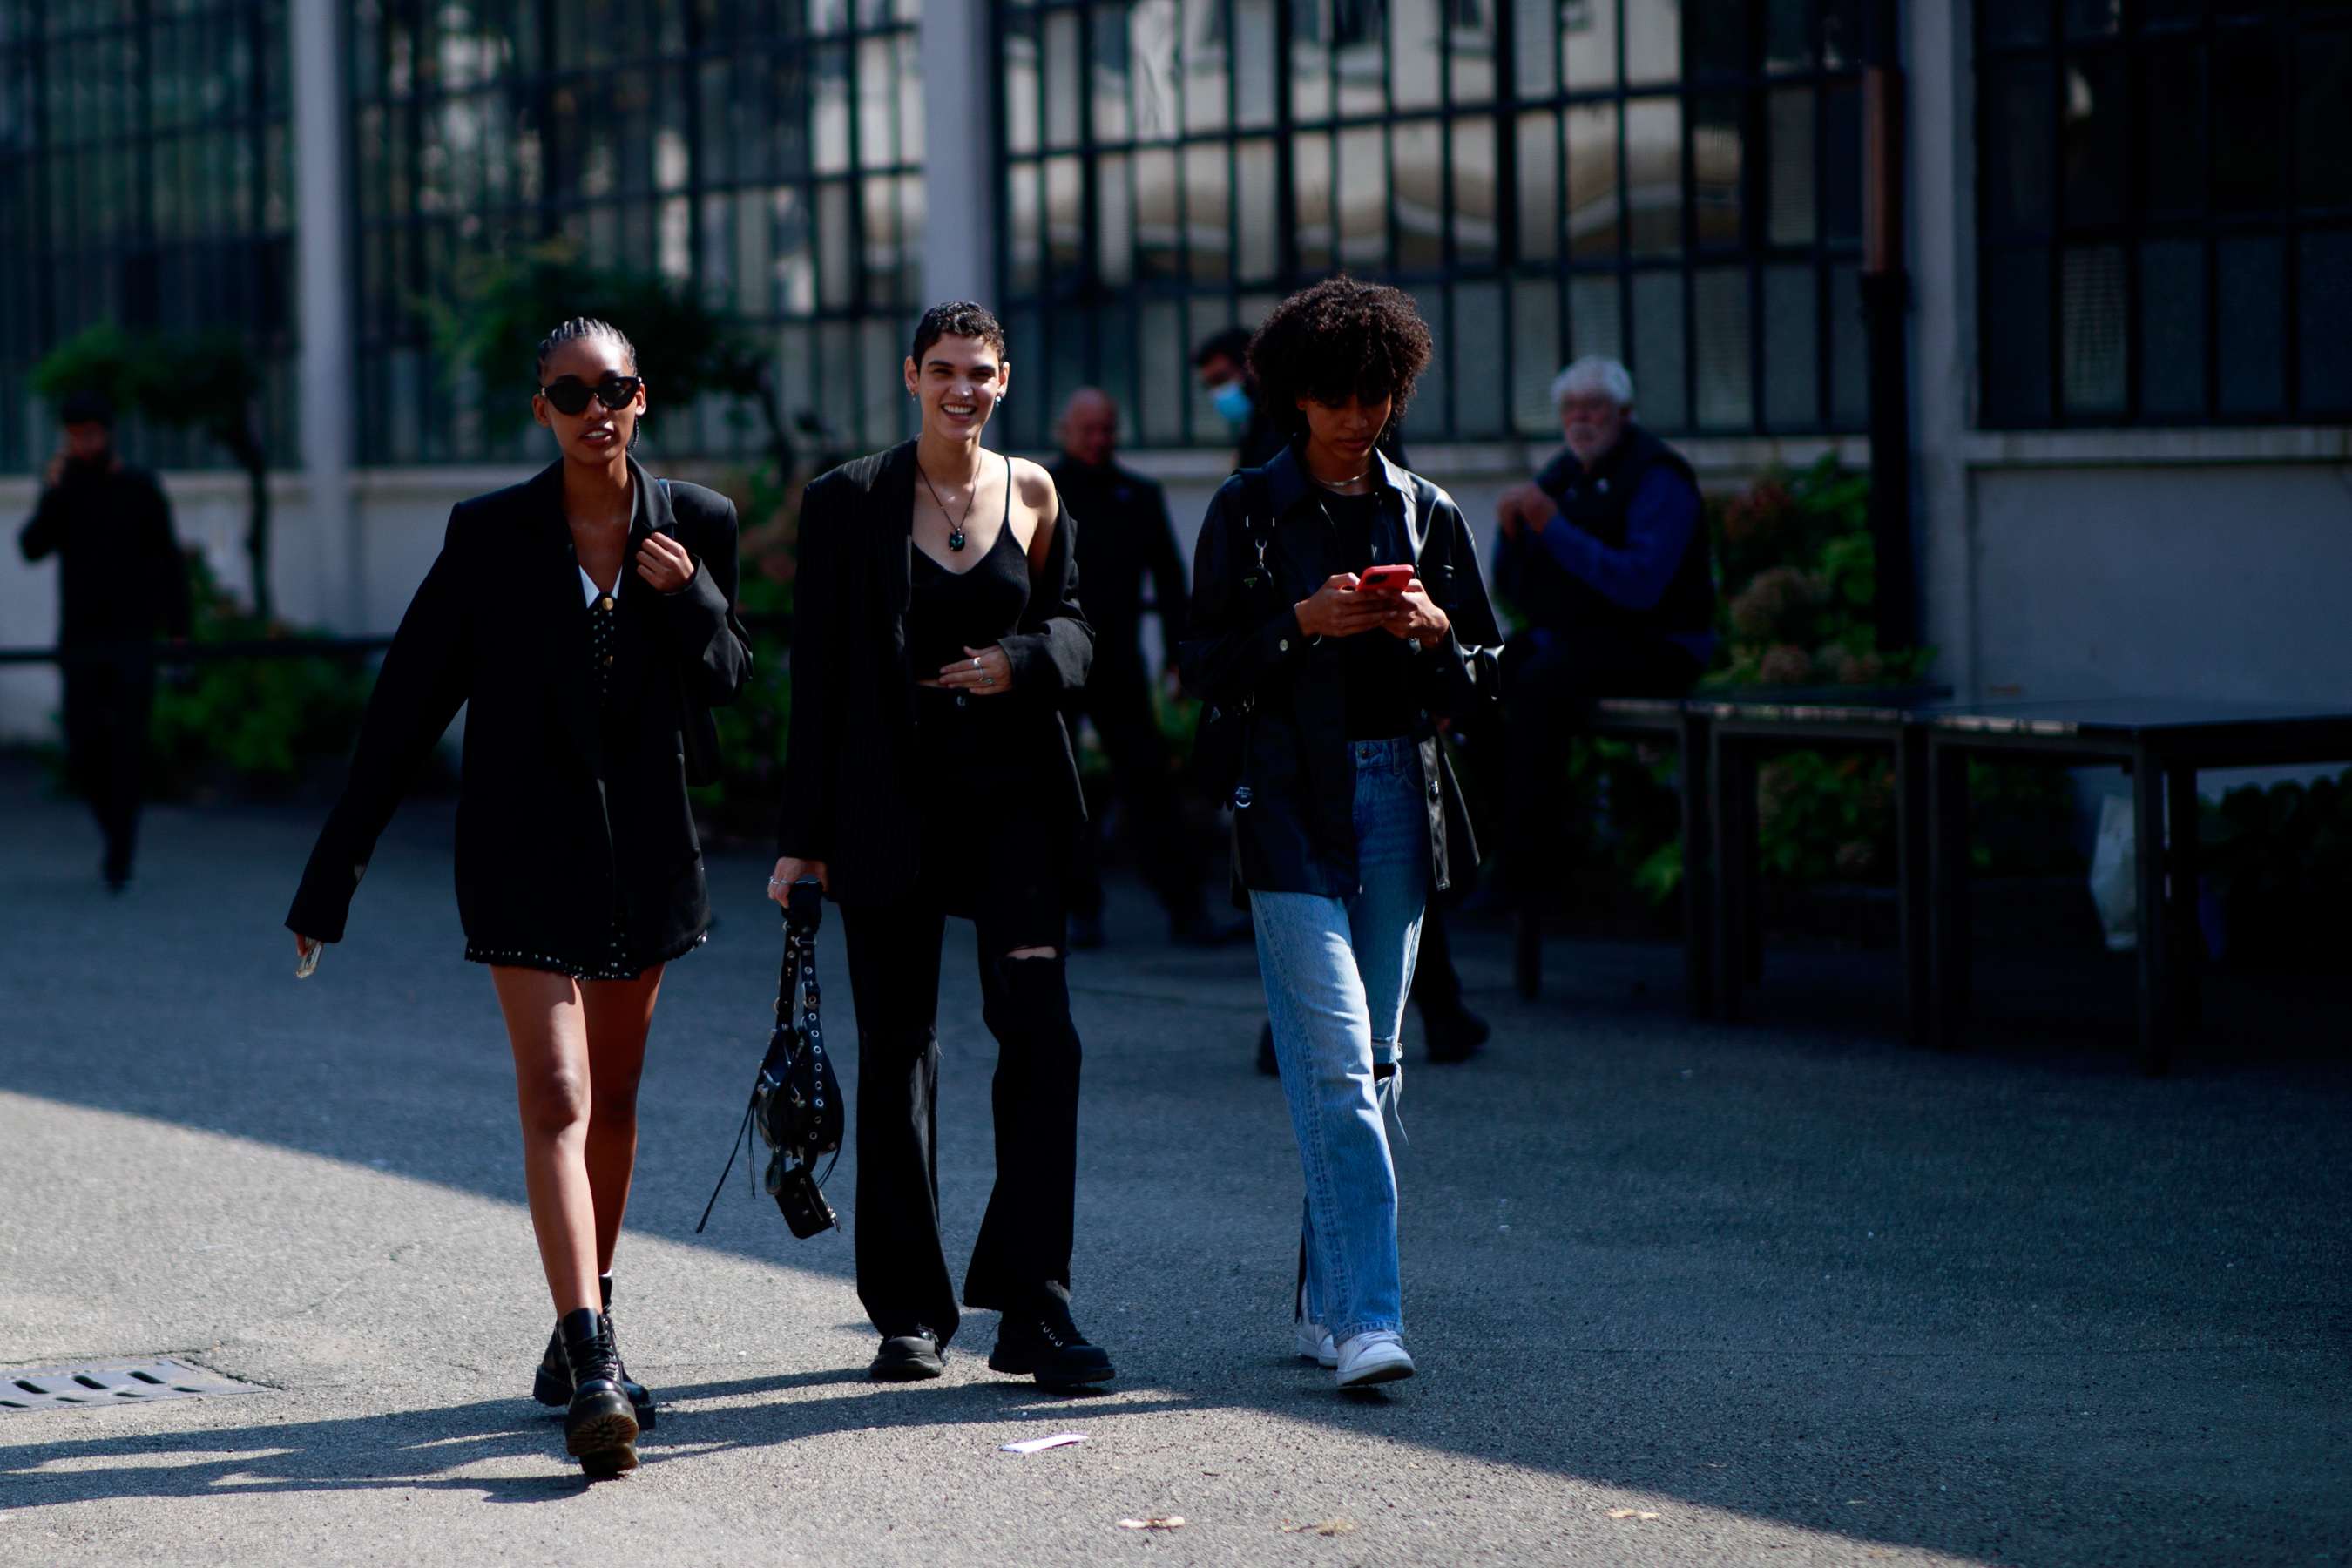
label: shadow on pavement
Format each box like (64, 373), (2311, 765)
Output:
(5, 760), (2351, 1565)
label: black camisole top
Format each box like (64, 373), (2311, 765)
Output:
(908, 461), (1030, 677)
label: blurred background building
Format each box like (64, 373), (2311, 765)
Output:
(3, 0), (2348, 740)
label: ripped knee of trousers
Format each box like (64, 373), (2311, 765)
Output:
(983, 950), (1080, 1054)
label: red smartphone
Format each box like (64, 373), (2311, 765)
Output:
(1355, 564), (1416, 592)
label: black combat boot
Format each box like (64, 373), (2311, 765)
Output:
(559, 1307), (639, 1475)
(533, 1275), (656, 1429)
(989, 1288), (1116, 1389)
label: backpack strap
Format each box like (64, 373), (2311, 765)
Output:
(1231, 466), (1280, 612)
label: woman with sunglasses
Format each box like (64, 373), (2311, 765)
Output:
(770, 301), (1114, 1389)
(287, 318), (751, 1475)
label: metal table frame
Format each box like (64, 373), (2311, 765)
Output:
(1569, 694), (2352, 1076)
(1692, 695), (1936, 1044)
(1921, 702), (2352, 1076)
(1584, 698), (1714, 1017)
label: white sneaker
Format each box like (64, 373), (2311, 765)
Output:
(1333, 1330), (1416, 1388)
(1296, 1321), (1337, 1368)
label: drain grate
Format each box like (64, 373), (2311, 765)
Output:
(0, 1358), (264, 1414)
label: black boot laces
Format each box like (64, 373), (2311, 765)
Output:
(566, 1319), (623, 1389)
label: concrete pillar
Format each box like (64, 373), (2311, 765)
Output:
(921, 0), (997, 311)
(291, 0), (359, 631)
(1905, 0), (1977, 697)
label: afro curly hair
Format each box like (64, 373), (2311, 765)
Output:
(1246, 277), (1433, 441)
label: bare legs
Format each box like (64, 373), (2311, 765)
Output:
(492, 965), (664, 1317)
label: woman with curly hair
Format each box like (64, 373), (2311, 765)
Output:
(1180, 278), (1502, 1389)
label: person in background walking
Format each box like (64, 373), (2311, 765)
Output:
(772, 301), (1117, 1392)
(17, 389), (190, 890)
(288, 318), (753, 1476)
(1182, 279), (1503, 1389)
(1050, 387), (1246, 949)
(1485, 358), (1713, 985)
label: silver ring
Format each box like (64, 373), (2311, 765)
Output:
(983, 677), (993, 685)
(974, 657), (983, 668)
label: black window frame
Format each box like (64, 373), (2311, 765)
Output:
(0, 0), (296, 475)
(349, 0), (927, 466)
(991, 0), (1872, 449)
(1974, 0), (2352, 429)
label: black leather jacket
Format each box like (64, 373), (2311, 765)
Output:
(1179, 444), (1502, 902)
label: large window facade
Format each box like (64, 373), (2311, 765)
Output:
(0, 0), (295, 474)
(1977, 0), (2352, 428)
(352, 0), (924, 463)
(992, 0), (1869, 449)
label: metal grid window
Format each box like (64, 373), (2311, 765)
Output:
(992, 0), (1869, 449)
(1976, 0), (2352, 428)
(0, 0), (295, 475)
(352, 0), (925, 465)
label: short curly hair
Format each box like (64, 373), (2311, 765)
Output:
(910, 301), (1008, 367)
(1247, 278), (1433, 439)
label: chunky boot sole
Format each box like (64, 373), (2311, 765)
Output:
(579, 1443), (639, 1478)
(565, 1389), (640, 1461)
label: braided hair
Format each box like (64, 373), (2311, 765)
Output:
(535, 317), (638, 382)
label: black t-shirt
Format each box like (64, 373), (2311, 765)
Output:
(1318, 490), (1420, 742)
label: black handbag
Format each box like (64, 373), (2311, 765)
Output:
(695, 879), (845, 1239)
(1192, 467), (1281, 805)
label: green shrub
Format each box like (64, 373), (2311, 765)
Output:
(146, 556), (375, 795)
(1708, 455), (1934, 692)
(2200, 769), (2352, 966)
(1553, 461), (2076, 902)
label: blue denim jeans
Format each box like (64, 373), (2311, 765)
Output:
(1248, 735), (1428, 1342)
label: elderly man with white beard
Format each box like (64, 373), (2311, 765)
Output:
(1484, 356), (1715, 926)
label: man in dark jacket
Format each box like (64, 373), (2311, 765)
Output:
(18, 390), (191, 889)
(1490, 356), (1713, 919)
(1050, 389), (1239, 946)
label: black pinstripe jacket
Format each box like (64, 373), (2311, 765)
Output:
(287, 459), (752, 963)
(775, 440), (1093, 905)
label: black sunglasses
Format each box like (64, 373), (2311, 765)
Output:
(537, 375), (643, 416)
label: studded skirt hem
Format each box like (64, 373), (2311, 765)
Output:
(465, 927), (706, 982)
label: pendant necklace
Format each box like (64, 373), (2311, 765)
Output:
(916, 461), (977, 551)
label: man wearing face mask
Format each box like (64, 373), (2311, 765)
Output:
(18, 389), (191, 890)
(1194, 328), (1288, 470)
(1486, 356), (1713, 930)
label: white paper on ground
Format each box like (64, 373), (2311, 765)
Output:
(1000, 1433), (1087, 1454)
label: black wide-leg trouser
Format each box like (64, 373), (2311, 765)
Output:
(840, 899), (1082, 1349)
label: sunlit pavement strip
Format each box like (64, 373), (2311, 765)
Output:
(2, 770), (2347, 1565)
(0, 1098), (1978, 1568)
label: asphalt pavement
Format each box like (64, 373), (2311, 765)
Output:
(2, 757), (2348, 1566)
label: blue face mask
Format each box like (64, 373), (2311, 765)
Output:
(1210, 381), (1254, 423)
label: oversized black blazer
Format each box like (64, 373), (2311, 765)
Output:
(1179, 443), (1503, 901)
(774, 439), (1092, 906)
(287, 459), (753, 966)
